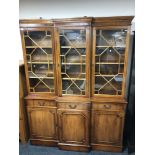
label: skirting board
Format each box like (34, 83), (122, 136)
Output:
(58, 143), (91, 152)
(91, 143), (123, 152)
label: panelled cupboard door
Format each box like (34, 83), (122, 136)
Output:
(91, 110), (124, 145)
(27, 107), (57, 140)
(58, 110), (90, 145)
(20, 28), (57, 95)
(55, 27), (90, 97)
(92, 27), (130, 97)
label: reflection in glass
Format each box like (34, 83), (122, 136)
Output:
(24, 31), (52, 47)
(96, 29), (127, 47)
(60, 30), (86, 47)
(95, 74), (123, 95)
(29, 78), (54, 92)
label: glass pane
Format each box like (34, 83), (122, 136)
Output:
(28, 64), (53, 77)
(62, 80), (86, 95)
(60, 29), (86, 95)
(60, 29), (86, 47)
(95, 29), (127, 95)
(26, 48), (53, 63)
(23, 30), (54, 93)
(95, 74), (123, 95)
(96, 29), (127, 47)
(95, 64), (124, 75)
(24, 31), (52, 47)
(29, 78), (54, 92)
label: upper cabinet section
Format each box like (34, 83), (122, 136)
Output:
(19, 16), (134, 97)
(92, 16), (133, 97)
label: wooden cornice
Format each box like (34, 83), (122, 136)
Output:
(19, 16), (134, 28)
(92, 16), (134, 27)
(19, 19), (53, 28)
(53, 17), (92, 27)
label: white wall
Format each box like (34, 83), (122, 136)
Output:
(19, 0), (135, 19)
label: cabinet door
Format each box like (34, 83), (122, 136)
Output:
(27, 107), (57, 140)
(91, 110), (124, 145)
(92, 28), (130, 97)
(21, 28), (57, 94)
(58, 110), (90, 145)
(56, 28), (90, 96)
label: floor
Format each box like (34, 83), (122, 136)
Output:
(19, 142), (135, 155)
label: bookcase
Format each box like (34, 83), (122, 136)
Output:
(20, 16), (133, 152)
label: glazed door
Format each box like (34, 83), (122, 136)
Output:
(58, 110), (90, 145)
(56, 27), (90, 96)
(92, 28), (130, 97)
(27, 107), (57, 140)
(91, 110), (124, 145)
(21, 28), (56, 94)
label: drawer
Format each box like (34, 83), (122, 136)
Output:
(26, 100), (56, 107)
(26, 100), (33, 106)
(58, 102), (91, 110)
(92, 102), (124, 111)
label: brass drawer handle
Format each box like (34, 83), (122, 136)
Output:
(104, 104), (111, 109)
(69, 104), (77, 109)
(38, 102), (45, 106)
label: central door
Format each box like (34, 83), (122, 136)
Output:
(58, 110), (90, 145)
(55, 27), (90, 97)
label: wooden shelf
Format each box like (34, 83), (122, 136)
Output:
(60, 55), (86, 56)
(61, 73), (86, 80)
(29, 76), (54, 79)
(27, 61), (53, 64)
(61, 62), (85, 65)
(96, 45), (126, 48)
(28, 72), (54, 79)
(95, 73), (123, 77)
(26, 46), (52, 48)
(61, 73), (86, 75)
(61, 46), (86, 48)
(62, 77), (86, 80)
(95, 62), (124, 65)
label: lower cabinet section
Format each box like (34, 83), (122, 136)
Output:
(91, 102), (126, 152)
(25, 98), (126, 152)
(57, 101), (91, 152)
(26, 100), (58, 146)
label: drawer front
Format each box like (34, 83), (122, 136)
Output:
(92, 102), (124, 111)
(58, 102), (91, 110)
(26, 100), (56, 107)
(26, 100), (33, 106)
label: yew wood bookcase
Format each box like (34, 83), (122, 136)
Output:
(20, 16), (133, 152)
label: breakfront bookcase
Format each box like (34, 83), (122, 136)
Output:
(20, 16), (133, 152)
